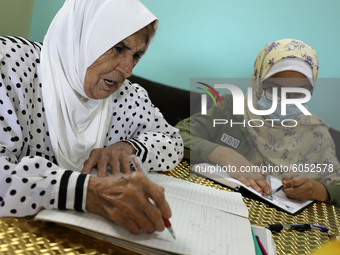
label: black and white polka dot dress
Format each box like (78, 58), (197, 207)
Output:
(0, 36), (183, 217)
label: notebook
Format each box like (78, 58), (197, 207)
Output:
(252, 225), (277, 255)
(191, 163), (313, 215)
(35, 173), (256, 255)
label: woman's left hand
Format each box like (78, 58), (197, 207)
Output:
(282, 176), (329, 202)
(82, 141), (136, 177)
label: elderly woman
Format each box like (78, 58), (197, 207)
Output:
(176, 39), (340, 206)
(0, 0), (183, 235)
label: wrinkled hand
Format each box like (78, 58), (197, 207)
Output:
(82, 141), (136, 177)
(282, 175), (329, 202)
(86, 172), (172, 235)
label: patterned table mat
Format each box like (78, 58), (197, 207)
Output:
(1, 161), (339, 255)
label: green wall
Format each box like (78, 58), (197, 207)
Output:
(27, 0), (340, 129)
(29, 0), (63, 42)
(0, 0), (34, 38)
(29, 0), (340, 80)
(135, 0), (340, 80)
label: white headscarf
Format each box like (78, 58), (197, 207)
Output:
(262, 58), (315, 88)
(41, 0), (158, 171)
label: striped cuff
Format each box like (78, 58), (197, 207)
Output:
(126, 138), (148, 162)
(57, 170), (90, 212)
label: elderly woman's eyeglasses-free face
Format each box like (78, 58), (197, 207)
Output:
(83, 29), (149, 99)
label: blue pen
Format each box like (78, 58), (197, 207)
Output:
(311, 224), (329, 233)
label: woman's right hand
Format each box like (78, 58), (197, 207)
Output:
(282, 175), (329, 202)
(208, 146), (272, 194)
(86, 172), (172, 235)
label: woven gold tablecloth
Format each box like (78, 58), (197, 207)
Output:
(1, 161), (339, 255)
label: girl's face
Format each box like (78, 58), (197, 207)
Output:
(262, 71), (313, 99)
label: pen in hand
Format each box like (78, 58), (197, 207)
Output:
(274, 175), (299, 193)
(130, 155), (176, 240)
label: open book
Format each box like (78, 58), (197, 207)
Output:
(35, 173), (257, 255)
(191, 163), (313, 215)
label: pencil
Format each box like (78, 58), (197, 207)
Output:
(256, 235), (268, 255)
(130, 155), (176, 240)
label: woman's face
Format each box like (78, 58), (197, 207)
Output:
(262, 70), (313, 99)
(84, 29), (148, 99)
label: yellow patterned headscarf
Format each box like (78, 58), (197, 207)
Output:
(245, 39), (340, 183)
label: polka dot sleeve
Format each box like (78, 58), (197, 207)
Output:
(0, 155), (89, 216)
(0, 36), (89, 217)
(107, 83), (184, 171)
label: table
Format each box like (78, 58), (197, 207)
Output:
(1, 161), (339, 255)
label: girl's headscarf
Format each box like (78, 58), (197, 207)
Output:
(41, 0), (158, 171)
(245, 39), (339, 183)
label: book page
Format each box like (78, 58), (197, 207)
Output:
(148, 173), (248, 218)
(89, 167), (249, 217)
(90, 166), (249, 218)
(36, 194), (255, 255)
(192, 163), (313, 214)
